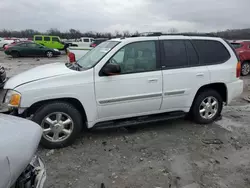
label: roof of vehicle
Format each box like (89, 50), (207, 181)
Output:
(109, 35), (222, 43)
(34, 35), (60, 38)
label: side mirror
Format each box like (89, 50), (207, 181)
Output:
(102, 63), (121, 76)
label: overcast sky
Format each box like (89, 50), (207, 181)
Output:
(0, 0), (249, 33)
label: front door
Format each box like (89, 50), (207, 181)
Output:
(95, 40), (163, 121)
(159, 38), (210, 111)
(26, 43), (44, 56)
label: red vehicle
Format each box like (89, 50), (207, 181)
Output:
(230, 41), (250, 76)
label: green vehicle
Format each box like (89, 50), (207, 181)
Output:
(33, 35), (66, 50)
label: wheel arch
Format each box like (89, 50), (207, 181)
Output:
(191, 83), (228, 108)
(26, 98), (88, 127)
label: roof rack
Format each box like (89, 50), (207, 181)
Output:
(131, 32), (217, 37)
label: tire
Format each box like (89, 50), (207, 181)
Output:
(32, 102), (83, 149)
(241, 61), (250, 76)
(191, 89), (223, 124)
(11, 51), (20, 58)
(46, 51), (53, 58)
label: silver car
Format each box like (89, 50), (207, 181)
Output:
(0, 114), (46, 188)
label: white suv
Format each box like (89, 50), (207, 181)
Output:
(2, 35), (243, 148)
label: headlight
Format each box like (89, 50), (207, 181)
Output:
(54, 49), (59, 52)
(4, 90), (21, 107)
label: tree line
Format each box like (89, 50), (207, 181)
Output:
(0, 28), (250, 40)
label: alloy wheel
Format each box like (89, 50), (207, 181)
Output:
(199, 96), (218, 120)
(41, 112), (74, 142)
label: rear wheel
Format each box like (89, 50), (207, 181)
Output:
(32, 102), (83, 149)
(46, 51), (53, 58)
(241, 61), (250, 76)
(11, 51), (20, 58)
(191, 89), (223, 124)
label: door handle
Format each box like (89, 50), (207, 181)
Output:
(196, 73), (204, 77)
(148, 78), (158, 83)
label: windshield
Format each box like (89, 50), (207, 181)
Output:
(230, 43), (243, 49)
(77, 41), (119, 69)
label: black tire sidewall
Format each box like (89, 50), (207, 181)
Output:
(241, 62), (250, 76)
(191, 90), (223, 124)
(32, 102), (83, 149)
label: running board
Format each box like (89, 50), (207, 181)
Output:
(93, 111), (186, 129)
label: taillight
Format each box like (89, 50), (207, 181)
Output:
(91, 44), (96, 47)
(68, 52), (76, 63)
(236, 61), (241, 78)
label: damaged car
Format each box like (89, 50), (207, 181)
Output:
(0, 65), (6, 89)
(0, 114), (46, 188)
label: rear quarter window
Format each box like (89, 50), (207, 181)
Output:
(192, 40), (231, 65)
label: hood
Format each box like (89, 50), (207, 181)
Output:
(0, 114), (42, 188)
(4, 62), (76, 89)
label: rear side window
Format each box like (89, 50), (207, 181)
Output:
(161, 40), (188, 68)
(83, 39), (89, 42)
(52, 37), (60, 42)
(192, 40), (230, 65)
(44, 37), (50, 41)
(35, 36), (42, 41)
(185, 41), (199, 66)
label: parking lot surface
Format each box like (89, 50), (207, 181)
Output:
(1, 51), (250, 188)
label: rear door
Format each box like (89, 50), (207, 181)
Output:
(159, 38), (210, 111)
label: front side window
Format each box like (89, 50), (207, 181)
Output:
(193, 40), (230, 65)
(161, 40), (188, 68)
(230, 43), (243, 49)
(27, 43), (40, 48)
(107, 41), (157, 74)
(77, 41), (119, 70)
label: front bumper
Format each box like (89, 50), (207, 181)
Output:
(14, 156), (46, 188)
(53, 51), (61, 55)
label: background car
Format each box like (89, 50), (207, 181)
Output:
(4, 42), (61, 58)
(34, 35), (66, 50)
(0, 65), (6, 89)
(0, 38), (20, 49)
(90, 38), (108, 47)
(230, 40), (250, 76)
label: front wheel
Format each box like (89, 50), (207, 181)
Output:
(191, 90), (223, 124)
(46, 51), (53, 58)
(32, 102), (83, 149)
(241, 61), (250, 76)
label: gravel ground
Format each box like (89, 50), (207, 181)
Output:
(1, 51), (250, 188)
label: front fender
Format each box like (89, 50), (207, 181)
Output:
(15, 69), (97, 123)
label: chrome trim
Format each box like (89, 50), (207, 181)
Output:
(99, 93), (162, 104)
(165, 90), (185, 96)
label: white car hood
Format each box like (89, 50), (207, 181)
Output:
(4, 62), (76, 89)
